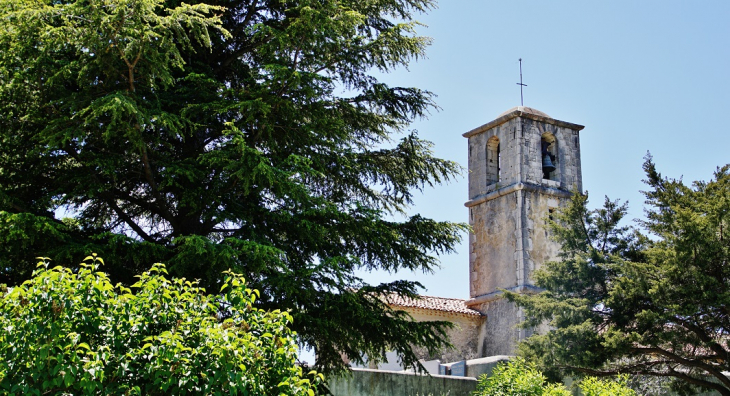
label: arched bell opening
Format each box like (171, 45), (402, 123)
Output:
(486, 136), (500, 185)
(540, 133), (558, 181)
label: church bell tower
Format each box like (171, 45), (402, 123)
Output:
(464, 106), (584, 356)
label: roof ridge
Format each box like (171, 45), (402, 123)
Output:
(415, 295), (467, 301)
(385, 293), (483, 317)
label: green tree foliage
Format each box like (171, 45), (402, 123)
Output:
(0, 256), (321, 395)
(472, 358), (635, 396)
(508, 156), (730, 395)
(0, 0), (466, 371)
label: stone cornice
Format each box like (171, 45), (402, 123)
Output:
(464, 182), (572, 208)
(462, 109), (585, 138)
(465, 285), (543, 306)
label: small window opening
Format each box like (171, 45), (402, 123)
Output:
(497, 143), (501, 181)
(486, 136), (501, 185)
(546, 208), (557, 236)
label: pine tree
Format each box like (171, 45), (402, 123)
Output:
(0, 0), (466, 372)
(509, 156), (730, 395)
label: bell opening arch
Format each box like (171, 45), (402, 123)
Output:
(540, 133), (559, 181)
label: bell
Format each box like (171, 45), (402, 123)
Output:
(542, 153), (556, 174)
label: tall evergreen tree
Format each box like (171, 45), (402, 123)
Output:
(0, 0), (466, 372)
(509, 156), (730, 395)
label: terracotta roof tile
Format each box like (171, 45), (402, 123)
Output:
(386, 294), (483, 317)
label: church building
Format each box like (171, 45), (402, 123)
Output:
(389, 105), (585, 361)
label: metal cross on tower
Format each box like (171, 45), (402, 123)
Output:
(516, 58), (527, 106)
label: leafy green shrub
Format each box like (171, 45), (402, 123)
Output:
(0, 255), (321, 395)
(580, 376), (636, 396)
(473, 358), (636, 396)
(473, 358), (570, 396)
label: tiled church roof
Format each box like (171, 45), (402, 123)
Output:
(386, 294), (483, 317)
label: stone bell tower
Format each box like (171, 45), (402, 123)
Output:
(463, 106), (584, 356)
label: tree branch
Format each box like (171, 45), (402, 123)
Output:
(571, 364), (730, 396)
(100, 193), (155, 243)
(630, 346), (730, 390)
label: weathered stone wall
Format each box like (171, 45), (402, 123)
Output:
(328, 368), (477, 396)
(521, 190), (564, 284)
(467, 184), (568, 300)
(473, 298), (523, 356)
(403, 308), (486, 363)
(467, 190), (519, 297)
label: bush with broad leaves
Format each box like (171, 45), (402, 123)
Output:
(0, 255), (321, 395)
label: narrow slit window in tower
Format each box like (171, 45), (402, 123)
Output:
(497, 143), (501, 182)
(486, 136), (500, 185)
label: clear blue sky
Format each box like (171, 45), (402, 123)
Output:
(355, 0), (730, 300)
